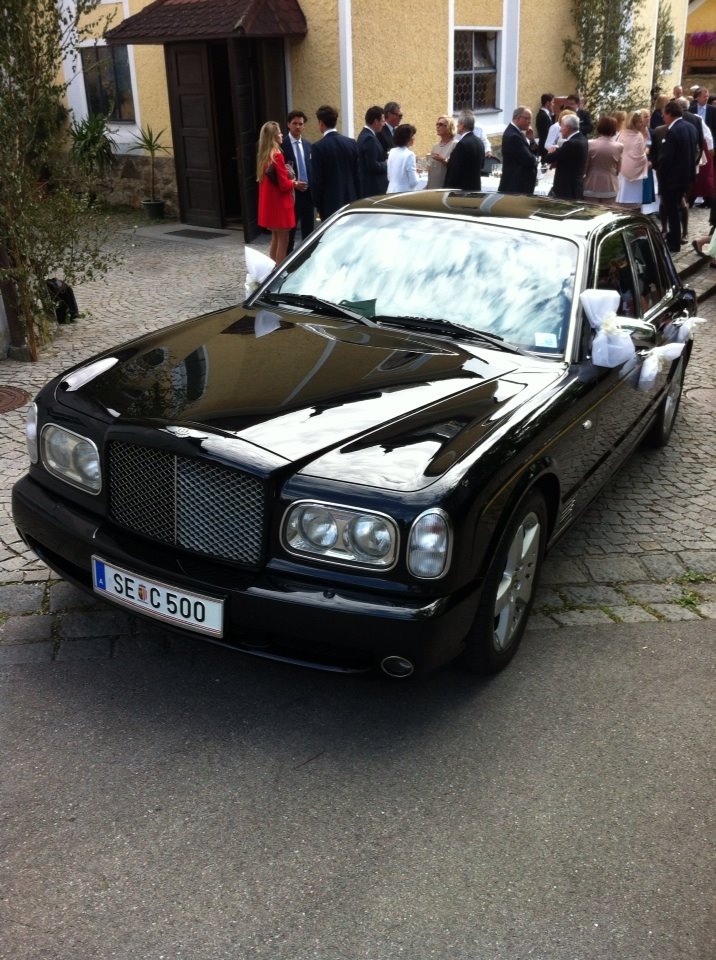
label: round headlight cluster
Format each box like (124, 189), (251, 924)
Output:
(285, 502), (397, 567)
(40, 425), (101, 493)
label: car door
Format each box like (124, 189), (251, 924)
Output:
(549, 224), (664, 520)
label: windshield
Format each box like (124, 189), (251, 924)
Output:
(266, 212), (578, 354)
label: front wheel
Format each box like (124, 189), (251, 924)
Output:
(460, 491), (547, 675)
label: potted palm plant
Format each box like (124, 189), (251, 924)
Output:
(128, 125), (169, 220)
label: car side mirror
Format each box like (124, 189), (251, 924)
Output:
(620, 317), (657, 343)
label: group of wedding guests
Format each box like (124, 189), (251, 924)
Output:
(254, 90), (715, 265)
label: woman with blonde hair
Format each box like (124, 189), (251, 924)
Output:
(256, 120), (299, 263)
(427, 115), (457, 188)
(612, 110), (627, 138)
(615, 111), (649, 208)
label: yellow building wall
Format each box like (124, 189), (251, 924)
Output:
(351, 0), (452, 158)
(126, 0), (173, 145)
(517, 4), (574, 111)
(687, 0), (716, 32)
(455, 0), (502, 24)
(286, 0), (341, 144)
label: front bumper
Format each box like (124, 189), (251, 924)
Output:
(12, 475), (481, 673)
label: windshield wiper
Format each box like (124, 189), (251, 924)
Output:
(373, 315), (527, 354)
(257, 292), (376, 325)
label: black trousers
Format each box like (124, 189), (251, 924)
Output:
(661, 187), (685, 252)
(287, 191), (316, 254)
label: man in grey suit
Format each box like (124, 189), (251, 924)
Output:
(310, 105), (360, 221)
(357, 106), (388, 197)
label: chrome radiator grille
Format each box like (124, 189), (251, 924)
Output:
(107, 440), (265, 565)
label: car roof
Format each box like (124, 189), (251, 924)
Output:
(349, 190), (638, 241)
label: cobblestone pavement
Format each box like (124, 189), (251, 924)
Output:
(1, 209), (715, 664)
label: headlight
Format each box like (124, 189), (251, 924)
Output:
(284, 501), (397, 568)
(25, 403), (38, 463)
(407, 509), (451, 579)
(40, 425), (101, 493)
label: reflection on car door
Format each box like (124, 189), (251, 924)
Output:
(550, 226), (668, 521)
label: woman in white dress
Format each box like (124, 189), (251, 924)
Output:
(387, 124), (421, 193)
(616, 111), (649, 208)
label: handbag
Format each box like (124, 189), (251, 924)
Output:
(265, 162), (278, 186)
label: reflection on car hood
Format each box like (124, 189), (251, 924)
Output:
(57, 305), (560, 488)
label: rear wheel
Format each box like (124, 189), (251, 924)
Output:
(460, 491), (547, 675)
(645, 355), (686, 448)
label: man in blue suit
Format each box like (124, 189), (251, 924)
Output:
(311, 105), (360, 221)
(281, 110), (314, 254)
(357, 105), (388, 197)
(659, 100), (698, 252)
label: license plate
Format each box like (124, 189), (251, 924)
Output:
(92, 556), (224, 637)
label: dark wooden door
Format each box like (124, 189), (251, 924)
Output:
(165, 43), (222, 228)
(229, 39), (260, 241)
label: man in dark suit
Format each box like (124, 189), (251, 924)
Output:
(565, 94), (593, 137)
(547, 113), (588, 199)
(357, 105), (388, 197)
(659, 100), (698, 252)
(536, 93), (554, 159)
(444, 111), (484, 191)
(310, 105), (360, 221)
(281, 110), (314, 254)
(498, 107), (539, 195)
(377, 101), (402, 158)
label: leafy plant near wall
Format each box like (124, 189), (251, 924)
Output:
(651, 1), (682, 96)
(562, 0), (651, 115)
(70, 112), (116, 200)
(0, 0), (114, 360)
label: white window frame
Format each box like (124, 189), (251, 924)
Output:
(61, 0), (140, 153)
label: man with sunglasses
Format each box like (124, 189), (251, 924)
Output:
(378, 101), (403, 157)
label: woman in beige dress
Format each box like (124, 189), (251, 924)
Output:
(583, 115), (623, 203)
(427, 116), (457, 188)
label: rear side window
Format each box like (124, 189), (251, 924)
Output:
(625, 225), (669, 315)
(594, 231), (639, 318)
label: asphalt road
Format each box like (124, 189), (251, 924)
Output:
(2, 618), (714, 959)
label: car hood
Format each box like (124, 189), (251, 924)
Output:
(56, 305), (561, 489)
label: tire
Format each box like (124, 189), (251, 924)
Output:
(645, 355), (686, 448)
(460, 491), (547, 675)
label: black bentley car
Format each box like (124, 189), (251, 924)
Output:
(13, 192), (696, 677)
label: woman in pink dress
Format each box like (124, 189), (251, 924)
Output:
(616, 112), (649, 208)
(256, 121), (298, 264)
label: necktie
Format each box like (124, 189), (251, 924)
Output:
(295, 140), (307, 182)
